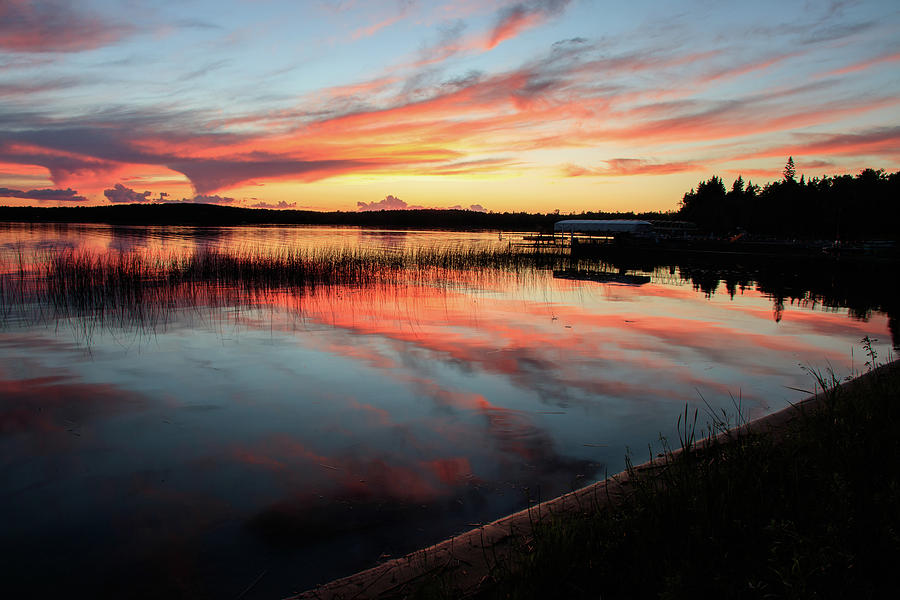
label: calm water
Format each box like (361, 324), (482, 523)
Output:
(0, 223), (895, 598)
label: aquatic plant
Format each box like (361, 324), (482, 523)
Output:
(0, 244), (603, 335)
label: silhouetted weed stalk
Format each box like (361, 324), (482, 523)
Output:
(36, 245), (572, 292)
(0, 245), (587, 330)
(411, 345), (900, 599)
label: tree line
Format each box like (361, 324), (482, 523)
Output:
(678, 159), (900, 240)
(2, 160), (897, 240)
(0, 203), (664, 232)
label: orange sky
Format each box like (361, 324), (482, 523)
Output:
(1, 1), (898, 213)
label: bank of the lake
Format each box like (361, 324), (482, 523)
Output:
(297, 357), (900, 599)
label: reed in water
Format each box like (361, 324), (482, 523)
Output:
(0, 244), (588, 331)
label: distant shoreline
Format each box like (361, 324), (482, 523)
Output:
(3, 204), (897, 257)
(0, 203), (632, 232)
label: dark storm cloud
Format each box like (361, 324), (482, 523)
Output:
(0, 187), (86, 202)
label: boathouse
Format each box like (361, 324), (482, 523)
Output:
(553, 219), (655, 237)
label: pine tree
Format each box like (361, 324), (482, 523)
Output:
(783, 157), (796, 182)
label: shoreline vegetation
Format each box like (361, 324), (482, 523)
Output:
(3, 245), (897, 351)
(0, 246), (571, 337)
(1, 164), (897, 241)
(297, 355), (900, 600)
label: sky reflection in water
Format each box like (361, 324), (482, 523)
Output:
(0, 224), (893, 598)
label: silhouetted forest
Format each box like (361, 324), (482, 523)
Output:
(1, 161), (898, 240)
(678, 160), (900, 240)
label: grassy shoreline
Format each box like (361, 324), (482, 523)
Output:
(299, 357), (899, 599)
(467, 358), (900, 599)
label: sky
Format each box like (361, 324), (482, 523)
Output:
(1, 0), (898, 213)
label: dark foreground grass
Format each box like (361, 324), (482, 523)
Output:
(417, 355), (900, 600)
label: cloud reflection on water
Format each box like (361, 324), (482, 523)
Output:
(0, 225), (894, 597)
(250, 278), (865, 410)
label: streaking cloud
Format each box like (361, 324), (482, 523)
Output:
(564, 159), (705, 177)
(486, 0), (571, 49)
(0, 0), (134, 53)
(0, 0), (896, 211)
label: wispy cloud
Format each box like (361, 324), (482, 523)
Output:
(0, 76), (85, 98)
(352, 15), (402, 40)
(819, 50), (900, 78)
(485, 0), (570, 49)
(737, 126), (900, 161)
(426, 157), (519, 175)
(4, 39), (896, 199)
(1, 1), (896, 207)
(563, 159), (704, 177)
(402, 1), (572, 69)
(0, 0), (134, 53)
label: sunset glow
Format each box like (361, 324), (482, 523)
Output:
(1, 0), (898, 212)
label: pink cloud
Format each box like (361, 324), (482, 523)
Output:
(351, 13), (404, 40)
(735, 126), (900, 161)
(2, 24), (897, 200)
(103, 183), (151, 204)
(249, 200), (298, 209)
(563, 158), (704, 177)
(820, 51), (900, 78)
(357, 194), (410, 211)
(485, 1), (571, 49)
(356, 194), (489, 212)
(697, 51), (801, 85)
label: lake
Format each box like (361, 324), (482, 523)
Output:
(0, 223), (895, 599)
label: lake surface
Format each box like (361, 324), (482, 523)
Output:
(0, 223), (895, 599)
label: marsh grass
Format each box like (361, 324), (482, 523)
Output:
(0, 245), (581, 321)
(37, 245), (572, 294)
(0, 244), (594, 339)
(411, 353), (900, 599)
